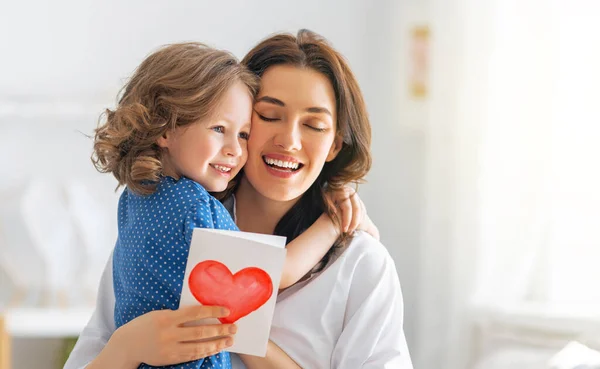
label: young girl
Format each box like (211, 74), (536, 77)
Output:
(92, 43), (377, 369)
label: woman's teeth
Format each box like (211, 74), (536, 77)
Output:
(263, 157), (300, 170)
(212, 165), (231, 172)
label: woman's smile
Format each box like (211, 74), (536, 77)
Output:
(262, 153), (304, 178)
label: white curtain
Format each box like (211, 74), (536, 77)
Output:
(415, 1), (600, 368)
(474, 0), (600, 313)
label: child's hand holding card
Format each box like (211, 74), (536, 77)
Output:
(179, 229), (287, 357)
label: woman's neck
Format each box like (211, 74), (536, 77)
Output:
(234, 176), (298, 235)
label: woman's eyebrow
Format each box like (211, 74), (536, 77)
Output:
(256, 96), (285, 106)
(256, 96), (332, 116)
(306, 107), (332, 116)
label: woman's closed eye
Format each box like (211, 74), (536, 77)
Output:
(256, 112), (280, 122)
(256, 112), (328, 133)
(304, 119), (330, 132)
(305, 124), (327, 132)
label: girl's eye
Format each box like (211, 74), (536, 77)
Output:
(212, 126), (225, 133)
(239, 132), (250, 140)
(257, 113), (279, 122)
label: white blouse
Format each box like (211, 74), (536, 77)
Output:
(64, 232), (413, 369)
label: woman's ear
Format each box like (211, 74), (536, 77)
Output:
(326, 134), (343, 162)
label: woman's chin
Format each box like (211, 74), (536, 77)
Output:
(241, 166), (313, 203)
(255, 183), (305, 203)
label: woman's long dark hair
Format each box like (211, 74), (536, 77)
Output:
(241, 29), (372, 273)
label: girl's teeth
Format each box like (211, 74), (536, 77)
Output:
(213, 165), (231, 172)
(264, 157), (299, 170)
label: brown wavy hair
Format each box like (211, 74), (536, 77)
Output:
(241, 29), (372, 271)
(92, 42), (259, 195)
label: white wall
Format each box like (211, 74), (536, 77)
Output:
(361, 0), (430, 353)
(0, 0), (428, 367)
(0, 0), (371, 99)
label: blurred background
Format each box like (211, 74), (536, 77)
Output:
(1, 0), (599, 368)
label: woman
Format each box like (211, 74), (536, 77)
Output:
(65, 29), (412, 369)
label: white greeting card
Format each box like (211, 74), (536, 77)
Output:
(179, 228), (286, 357)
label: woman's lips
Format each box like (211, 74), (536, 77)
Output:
(262, 155), (303, 178)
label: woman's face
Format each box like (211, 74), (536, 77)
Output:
(243, 65), (342, 202)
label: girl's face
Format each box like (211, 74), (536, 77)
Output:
(158, 81), (252, 192)
(244, 65), (342, 202)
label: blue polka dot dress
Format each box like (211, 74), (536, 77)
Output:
(113, 176), (237, 369)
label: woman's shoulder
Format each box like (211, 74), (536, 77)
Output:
(342, 231), (395, 264)
(336, 232), (399, 286)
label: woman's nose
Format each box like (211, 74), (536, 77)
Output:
(273, 122), (301, 151)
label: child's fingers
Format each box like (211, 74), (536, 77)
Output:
(328, 185), (360, 233)
(177, 305), (230, 324)
(347, 193), (362, 233)
(179, 323), (237, 342)
(337, 196), (353, 232)
(178, 336), (234, 362)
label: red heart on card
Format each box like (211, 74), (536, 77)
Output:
(188, 260), (273, 324)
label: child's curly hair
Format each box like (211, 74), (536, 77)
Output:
(92, 42), (259, 195)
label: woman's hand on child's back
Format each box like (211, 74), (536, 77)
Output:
(326, 186), (380, 240)
(109, 305), (236, 367)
